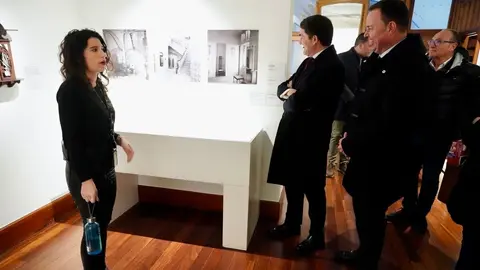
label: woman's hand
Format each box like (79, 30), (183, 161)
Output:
(119, 136), (134, 162)
(81, 179), (99, 203)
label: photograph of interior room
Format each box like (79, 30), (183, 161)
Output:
(208, 30), (259, 85)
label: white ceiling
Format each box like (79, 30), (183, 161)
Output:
(322, 3), (363, 28)
(293, 0), (316, 19)
(293, 1), (363, 29)
(321, 3), (362, 17)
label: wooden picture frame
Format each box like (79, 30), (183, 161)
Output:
(0, 40), (16, 83)
(0, 22), (17, 85)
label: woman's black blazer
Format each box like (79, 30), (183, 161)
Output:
(57, 77), (119, 182)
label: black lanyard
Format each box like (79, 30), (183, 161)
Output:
(92, 86), (116, 148)
(93, 87), (113, 124)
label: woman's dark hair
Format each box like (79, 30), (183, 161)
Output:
(59, 29), (110, 91)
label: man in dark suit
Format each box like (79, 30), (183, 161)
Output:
(335, 1), (437, 268)
(327, 33), (374, 177)
(266, 14), (344, 254)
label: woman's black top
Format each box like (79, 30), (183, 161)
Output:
(57, 77), (119, 182)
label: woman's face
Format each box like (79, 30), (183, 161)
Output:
(83, 37), (107, 74)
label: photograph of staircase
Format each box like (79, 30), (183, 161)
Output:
(151, 35), (202, 83)
(166, 36), (201, 82)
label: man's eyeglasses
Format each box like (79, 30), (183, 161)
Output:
(427, 39), (457, 46)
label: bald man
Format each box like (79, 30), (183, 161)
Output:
(386, 29), (480, 234)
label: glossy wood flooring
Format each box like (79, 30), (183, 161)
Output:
(0, 175), (462, 270)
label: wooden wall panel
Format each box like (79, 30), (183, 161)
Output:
(0, 194), (77, 255)
(449, 0), (480, 33)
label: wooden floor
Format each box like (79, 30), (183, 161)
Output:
(0, 175), (462, 270)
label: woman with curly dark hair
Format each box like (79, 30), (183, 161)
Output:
(56, 29), (134, 270)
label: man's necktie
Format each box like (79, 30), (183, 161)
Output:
(304, 57), (313, 71)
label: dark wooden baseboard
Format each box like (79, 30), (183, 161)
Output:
(138, 185), (284, 221)
(0, 186), (283, 256)
(0, 193), (77, 255)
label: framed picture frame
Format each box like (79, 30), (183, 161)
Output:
(0, 22), (17, 85)
(0, 40), (16, 83)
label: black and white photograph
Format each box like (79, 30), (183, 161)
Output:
(208, 30), (259, 84)
(151, 34), (201, 83)
(102, 29), (149, 80)
(0, 43), (13, 79)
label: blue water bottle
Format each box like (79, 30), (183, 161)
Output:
(85, 214), (102, 255)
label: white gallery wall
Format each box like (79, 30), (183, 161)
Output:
(79, 0), (291, 202)
(0, 0), (82, 228)
(0, 0), (292, 228)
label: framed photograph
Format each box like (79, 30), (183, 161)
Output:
(208, 30), (259, 85)
(102, 29), (149, 80)
(151, 34), (201, 83)
(0, 41), (16, 83)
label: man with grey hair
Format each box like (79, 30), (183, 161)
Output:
(387, 29), (480, 237)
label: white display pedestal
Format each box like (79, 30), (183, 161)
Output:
(112, 124), (264, 251)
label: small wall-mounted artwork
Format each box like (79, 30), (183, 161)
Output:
(102, 29), (149, 80)
(208, 30), (259, 85)
(0, 23), (17, 86)
(151, 34), (201, 83)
